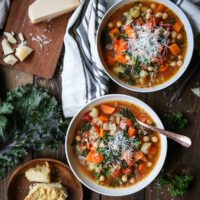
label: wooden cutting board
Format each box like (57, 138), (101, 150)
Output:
(0, 0), (73, 79)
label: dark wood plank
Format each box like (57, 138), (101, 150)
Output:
(83, 188), (100, 200)
(0, 0), (72, 79)
(33, 145), (66, 161)
(145, 55), (200, 200)
(34, 49), (64, 102)
(0, 65), (33, 97)
(101, 190), (144, 200)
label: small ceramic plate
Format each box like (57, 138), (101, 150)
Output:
(7, 158), (83, 200)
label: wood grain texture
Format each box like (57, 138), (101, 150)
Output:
(34, 50), (64, 102)
(0, 0), (71, 79)
(0, 64), (33, 97)
(0, 155), (33, 200)
(145, 55), (200, 200)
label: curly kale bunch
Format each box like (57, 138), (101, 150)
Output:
(0, 84), (67, 179)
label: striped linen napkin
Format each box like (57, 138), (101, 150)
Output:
(62, 0), (109, 117)
(62, 0), (200, 118)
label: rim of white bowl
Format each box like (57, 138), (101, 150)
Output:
(96, 0), (194, 93)
(65, 94), (167, 196)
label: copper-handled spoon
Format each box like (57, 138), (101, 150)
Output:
(136, 119), (192, 148)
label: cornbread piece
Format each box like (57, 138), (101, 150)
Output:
(24, 183), (68, 200)
(25, 162), (51, 183)
(28, 0), (80, 24)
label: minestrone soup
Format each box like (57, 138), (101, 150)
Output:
(101, 1), (187, 88)
(73, 101), (161, 188)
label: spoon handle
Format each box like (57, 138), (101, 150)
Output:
(137, 121), (192, 148)
(157, 129), (192, 148)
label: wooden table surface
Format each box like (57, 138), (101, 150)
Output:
(0, 51), (200, 200)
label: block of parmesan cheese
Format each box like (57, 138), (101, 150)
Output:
(28, 0), (80, 24)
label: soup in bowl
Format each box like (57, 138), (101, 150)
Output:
(65, 95), (167, 196)
(96, 0), (194, 92)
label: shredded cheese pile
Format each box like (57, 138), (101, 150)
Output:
(102, 130), (137, 163)
(127, 25), (170, 65)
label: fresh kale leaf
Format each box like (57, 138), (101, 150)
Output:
(94, 172), (102, 179)
(0, 84), (67, 179)
(119, 107), (136, 123)
(82, 149), (89, 157)
(0, 102), (13, 114)
(0, 115), (8, 143)
(80, 121), (91, 132)
(133, 137), (142, 150)
(133, 57), (142, 76)
(104, 168), (111, 177)
(164, 111), (188, 130)
(120, 160), (128, 169)
(98, 147), (111, 164)
(118, 67), (134, 85)
(113, 32), (118, 38)
(100, 130), (113, 145)
(0, 116), (7, 129)
(160, 174), (193, 197)
(122, 33), (127, 39)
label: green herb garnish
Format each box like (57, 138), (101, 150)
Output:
(160, 174), (193, 197)
(82, 149), (89, 157)
(94, 172), (102, 179)
(122, 33), (127, 39)
(120, 160), (128, 169)
(100, 130), (113, 145)
(133, 138), (142, 150)
(113, 32), (118, 38)
(118, 67), (134, 85)
(164, 111), (188, 130)
(104, 168), (111, 177)
(80, 121), (91, 132)
(133, 57), (142, 77)
(119, 107), (136, 123)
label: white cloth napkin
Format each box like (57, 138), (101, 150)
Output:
(62, 0), (200, 118)
(0, 0), (10, 29)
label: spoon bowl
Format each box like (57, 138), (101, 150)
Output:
(136, 119), (192, 148)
